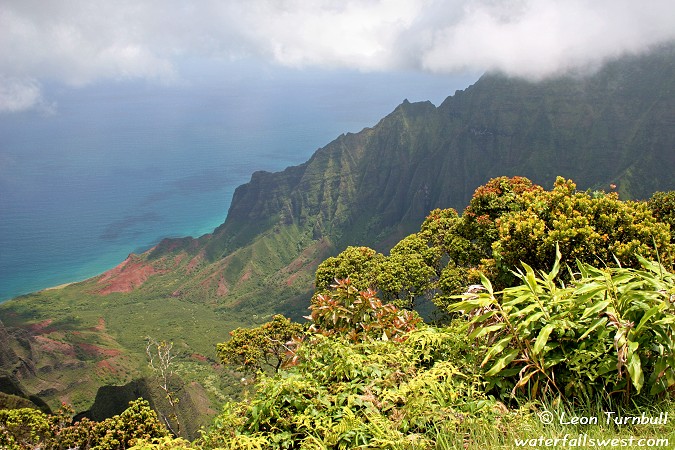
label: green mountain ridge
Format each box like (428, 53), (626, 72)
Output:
(0, 44), (674, 433)
(207, 44), (675, 245)
(150, 43), (675, 305)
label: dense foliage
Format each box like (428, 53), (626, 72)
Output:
(204, 326), (489, 449)
(0, 399), (167, 449)
(3, 48), (675, 427)
(307, 278), (422, 342)
(316, 177), (674, 313)
(649, 190), (675, 244)
(3, 177), (675, 448)
(450, 249), (675, 402)
(217, 315), (304, 375)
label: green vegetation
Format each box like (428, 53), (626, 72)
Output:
(1, 45), (674, 446)
(0, 399), (167, 449)
(217, 315), (303, 375)
(316, 177), (673, 315)
(2, 176), (675, 448)
(449, 250), (675, 401)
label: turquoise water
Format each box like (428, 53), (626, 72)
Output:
(0, 69), (476, 301)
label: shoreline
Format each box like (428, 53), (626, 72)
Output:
(42, 282), (77, 291)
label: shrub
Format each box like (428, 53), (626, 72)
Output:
(307, 278), (422, 342)
(0, 398), (167, 449)
(201, 325), (490, 449)
(0, 407), (51, 449)
(449, 248), (675, 404)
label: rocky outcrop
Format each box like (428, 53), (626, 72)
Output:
(0, 321), (51, 412)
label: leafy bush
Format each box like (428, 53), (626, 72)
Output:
(0, 407), (51, 449)
(314, 246), (385, 292)
(490, 178), (672, 288)
(201, 325), (491, 449)
(129, 436), (194, 449)
(307, 278), (422, 342)
(649, 190), (675, 244)
(0, 399), (168, 449)
(313, 178), (674, 316)
(449, 248), (675, 404)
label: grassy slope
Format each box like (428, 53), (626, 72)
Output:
(0, 219), (328, 415)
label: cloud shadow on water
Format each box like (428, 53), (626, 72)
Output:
(99, 212), (163, 241)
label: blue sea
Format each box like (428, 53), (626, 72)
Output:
(0, 66), (476, 301)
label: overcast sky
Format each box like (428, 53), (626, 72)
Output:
(1, 0), (674, 113)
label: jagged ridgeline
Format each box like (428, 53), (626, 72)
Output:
(0, 44), (674, 433)
(149, 43), (674, 308)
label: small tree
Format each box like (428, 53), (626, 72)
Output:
(649, 190), (675, 246)
(314, 246), (385, 292)
(0, 399), (167, 449)
(216, 315), (303, 376)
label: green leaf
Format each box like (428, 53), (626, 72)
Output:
(513, 368), (539, 390)
(532, 324), (555, 355)
(574, 285), (607, 304)
(481, 336), (514, 367)
(471, 309), (499, 324)
(485, 348), (519, 376)
(520, 262), (538, 293)
(469, 323), (506, 340)
(446, 297), (492, 314)
(547, 243), (562, 282)
(578, 317), (608, 341)
(626, 343), (644, 393)
(635, 305), (664, 334)
(479, 272), (494, 295)
(580, 300), (610, 320)
(516, 311), (546, 331)
(654, 316), (675, 326)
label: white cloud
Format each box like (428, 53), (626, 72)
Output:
(416, 0), (675, 79)
(0, 0), (674, 111)
(0, 76), (54, 114)
(0, 1), (177, 86)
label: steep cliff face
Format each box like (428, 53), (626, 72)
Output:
(183, 44), (675, 264)
(0, 321), (52, 412)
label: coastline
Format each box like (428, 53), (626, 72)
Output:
(42, 282), (77, 291)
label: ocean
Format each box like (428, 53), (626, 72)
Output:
(0, 67), (476, 301)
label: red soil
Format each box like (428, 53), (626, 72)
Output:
(191, 353), (209, 362)
(33, 335), (77, 358)
(286, 272), (301, 286)
(217, 277), (229, 296)
(26, 319), (54, 334)
(186, 252), (204, 273)
(77, 342), (122, 358)
(97, 255), (162, 295)
(92, 317), (106, 332)
(96, 359), (120, 376)
(238, 268), (252, 284)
